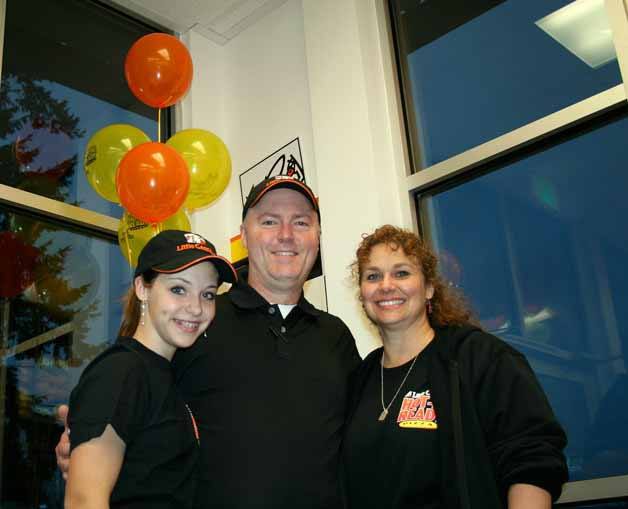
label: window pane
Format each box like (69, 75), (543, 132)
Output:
(419, 109), (628, 482)
(0, 0), (161, 218)
(391, 0), (622, 167)
(0, 206), (132, 507)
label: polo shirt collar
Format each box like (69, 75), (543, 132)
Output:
(228, 271), (321, 317)
(296, 293), (321, 317)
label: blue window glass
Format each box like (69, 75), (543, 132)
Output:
(391, 0), (622, 167)
(0, 207), (132, 507)
(0, 0), (162, 219)
(419, 109), (628, 482)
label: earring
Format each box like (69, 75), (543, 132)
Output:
(203, 329), (208, 339)
(426, 299), (433, 315)
(140, 300), (147, 326)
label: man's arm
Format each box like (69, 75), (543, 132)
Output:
(55, 404), (70, 480)
(64, 424), (125, 509)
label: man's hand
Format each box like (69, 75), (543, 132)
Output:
(55, 404), (70, 480)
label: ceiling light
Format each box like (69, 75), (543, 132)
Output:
(536, 0), (616, 69)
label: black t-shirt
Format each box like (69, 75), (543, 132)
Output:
(172, 281), (361, 509)
(343, 340), (441, 509)
(68, 337), (199, 509)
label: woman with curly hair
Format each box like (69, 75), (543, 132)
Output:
(342, 225), (567, 509)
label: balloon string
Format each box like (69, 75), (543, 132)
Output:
(126, 239), (133, 266)
(123, 217), (134, 266)
(157, 108), (161, 143)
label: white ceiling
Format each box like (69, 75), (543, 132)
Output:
(108, 0), (290, 44)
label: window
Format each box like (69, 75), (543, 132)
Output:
(0, 0), (172, 506)
(419, 107), (628, 483)
(390, 0), (623, 167)
(0, 206), (130, 508)
(390, 0), (628, 503)
(1, 0), (164, 217)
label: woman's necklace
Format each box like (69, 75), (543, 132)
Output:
(378, 351), (419, 422)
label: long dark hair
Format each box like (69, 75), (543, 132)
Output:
(352, 225), (478, 327)
(118, 270), (158, 337)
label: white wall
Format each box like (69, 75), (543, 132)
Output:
(181, 0), (315, 257)
(302, 0), (412, 355)
(181, 0), (410, 357)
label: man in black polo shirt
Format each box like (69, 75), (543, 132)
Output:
(57, 176), (361, 509)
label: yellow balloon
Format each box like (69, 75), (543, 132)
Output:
(166, 129), (231, 211)
(84, 124), (150, 203)
(118, 209), (191, 268)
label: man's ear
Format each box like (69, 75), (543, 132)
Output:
(240, 223), (248, 250)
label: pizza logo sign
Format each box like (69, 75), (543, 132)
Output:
(266, 154), (304, 181)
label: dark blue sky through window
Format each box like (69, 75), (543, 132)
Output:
(422, 110), (628, 481)
(401, 0), (621, 166)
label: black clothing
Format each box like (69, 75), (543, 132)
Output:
(172, 279), (361, 509)
(69, 337), (199, 509)
(345, 326), (568, 509)
(344, 339), (440, 509)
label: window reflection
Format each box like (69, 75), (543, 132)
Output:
(390, 0), (622, 167)
(0, 211), (131, 506)
(420, 110), (628, 481)
(0, 0), (160, 218)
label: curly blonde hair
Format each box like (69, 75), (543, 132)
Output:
(352, 225), (477, 328)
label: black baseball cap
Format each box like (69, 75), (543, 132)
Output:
(134, 230), (237, 284)
(242, 176), (320, 220)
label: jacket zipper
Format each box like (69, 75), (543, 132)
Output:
(450, 359), (471, 509)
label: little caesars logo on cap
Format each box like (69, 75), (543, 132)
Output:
(184, 233), (205, 244)
(265, 175), (297, 184)
(177, 234), (216, 254)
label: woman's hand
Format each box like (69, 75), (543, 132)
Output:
(508, 483), (551, 509)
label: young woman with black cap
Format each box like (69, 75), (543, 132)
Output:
(64, 230), (237, 509)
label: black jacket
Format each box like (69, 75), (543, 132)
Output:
(346, 325), (568, 509)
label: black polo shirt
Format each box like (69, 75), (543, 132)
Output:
(172, 280), (361, 509)
(69, 337), (199, 509)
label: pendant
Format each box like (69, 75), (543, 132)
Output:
(378, 408), (388, 421)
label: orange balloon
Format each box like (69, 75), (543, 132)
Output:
(124, 33), (193, 108)
(116, 142), (190, 224)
